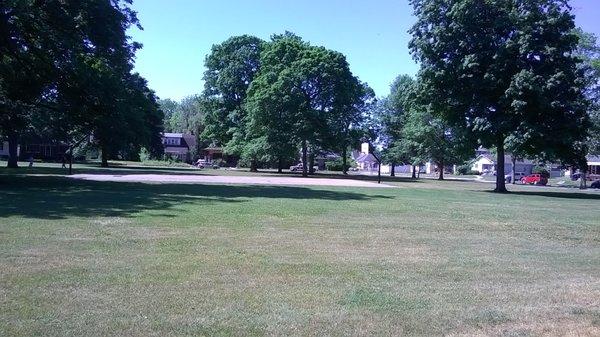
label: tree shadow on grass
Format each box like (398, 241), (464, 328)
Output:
(0, 165), (207, 177)
(481, 190), (600, 200)
(0, 175), (393, 220)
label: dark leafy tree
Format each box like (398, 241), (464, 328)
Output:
(246, 33), (370, 176)
(410, 0), (590, 192)
(200, 35), (264, 162)
(376, 75), (417, 176)
(0, 0), (154, 168)
(575, 29), (600, 155)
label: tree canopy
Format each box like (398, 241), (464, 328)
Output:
(0, 0), (162, 168)
(201, 32), (372, 175)
(409, 0), (590, 191)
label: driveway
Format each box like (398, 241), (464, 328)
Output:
(70, 174), (395, 188)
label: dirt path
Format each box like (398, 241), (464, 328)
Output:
(70, 174), (395, 188)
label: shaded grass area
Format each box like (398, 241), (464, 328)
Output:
(0, 170), (599, 336)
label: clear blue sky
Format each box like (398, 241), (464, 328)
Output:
(128, 0), (600, 101)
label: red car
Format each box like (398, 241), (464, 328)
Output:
(520, 174), (548, 186)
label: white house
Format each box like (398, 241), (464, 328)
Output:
(352, 143), (379, 171)
(589, 155), (600, 171)
(470, 153), (564, 177)
(0, 141), (19, 159)
(162, 132), (196, 162)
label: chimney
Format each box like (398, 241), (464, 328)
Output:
(361, 142), (369, 155)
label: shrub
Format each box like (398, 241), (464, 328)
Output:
(456, 164), (470, 175)
(457, 165), (479, 175)
(325, 158), (355, 171)
(532, 166), (550, 178)
(139, 148), (151, 162)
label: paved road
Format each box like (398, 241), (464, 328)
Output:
(70, 174), (395, 188)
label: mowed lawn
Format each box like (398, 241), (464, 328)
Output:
(0, 167), (599, 336)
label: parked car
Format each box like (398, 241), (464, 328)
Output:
(504, 172), (526, 183)
(520, 174), (548, 186)
(571, 172), (581, 181)
(289, 163), (319, 172)
(290, 163), (303, 172)
(591, 180), (600, 189)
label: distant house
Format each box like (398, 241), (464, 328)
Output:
(0, 141), (18, 159)
(315, 151), (340, 171)
(2, 138), (71, 162)
(588, 155), (600, 176)
(199, 146), (224, 164)
(470, 154), (563, 178)
(162, 133), (196, 163)
(352, 143), (379, 171)
(20, 142), (69, 161)
(471, 154), (536, 175)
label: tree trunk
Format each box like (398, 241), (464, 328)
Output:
(309, 151), (315, 175)
(342, 147), (348, 175)
(69, 147), (73, 175)
(250, 159), (258, 172)
(412, 165), (417, 179)
(301, 140), (308, 177)
(101, 146), (109, 167)
(580, 170), (587, 190)
(438, 161), (444, 180)
(390, 162), (395, 177)
(277, 156), (283, 174)
(7, 133), (19, 168)
(511, 155), (517, 184)
(494, 138), (507, 193)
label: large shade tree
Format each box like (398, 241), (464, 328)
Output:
(246, 33), (370, 176)
(409, 0), (590, 192)
(376, 75), (417, 176)
(1, 0), (159, 168)
(575, 29), (600, 155)
(200, 35), (264, 165)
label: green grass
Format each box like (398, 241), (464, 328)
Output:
(0, 164), (599, 336)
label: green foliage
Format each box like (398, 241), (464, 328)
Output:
(139, 148), (151, 162)
(575, 29), (600, 154)
(0, 1), (162, 168)
(532, 166), (550, 178)
(409, 0), (590, 190)
(376, 75), (417, 165)
(456, 165), (480, 176)
(325, 157), (356, 171)
(159, 96), (204, 136)
(245, 32), (371, 174)
(200, 35), (265, 153)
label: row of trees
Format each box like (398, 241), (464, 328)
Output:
(159, 96), (204, 135)
(200, 33), (373, 176)
(375, 75), (473, 181)
(192, 2), (598, 192)
(371, 0), (598, 192)
(1, 0), (163, 168)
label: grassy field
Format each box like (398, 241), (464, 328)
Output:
(1, 164), (599, 336)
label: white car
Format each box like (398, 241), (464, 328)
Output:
(505, 172), (526, 183)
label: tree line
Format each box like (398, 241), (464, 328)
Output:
(1, 0), (163, 168)
(373, 0), (599, 191)
(196, 33), (374, 176)
(191, 0), (599, 192)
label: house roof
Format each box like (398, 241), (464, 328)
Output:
(315, 151), (341, 160)
(355, 153), (378, 163)
(472, 154), (535, 165)
(181, 134), (197, 149)
(588, 155), (600, 164)
(163, 132), (184, 138)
